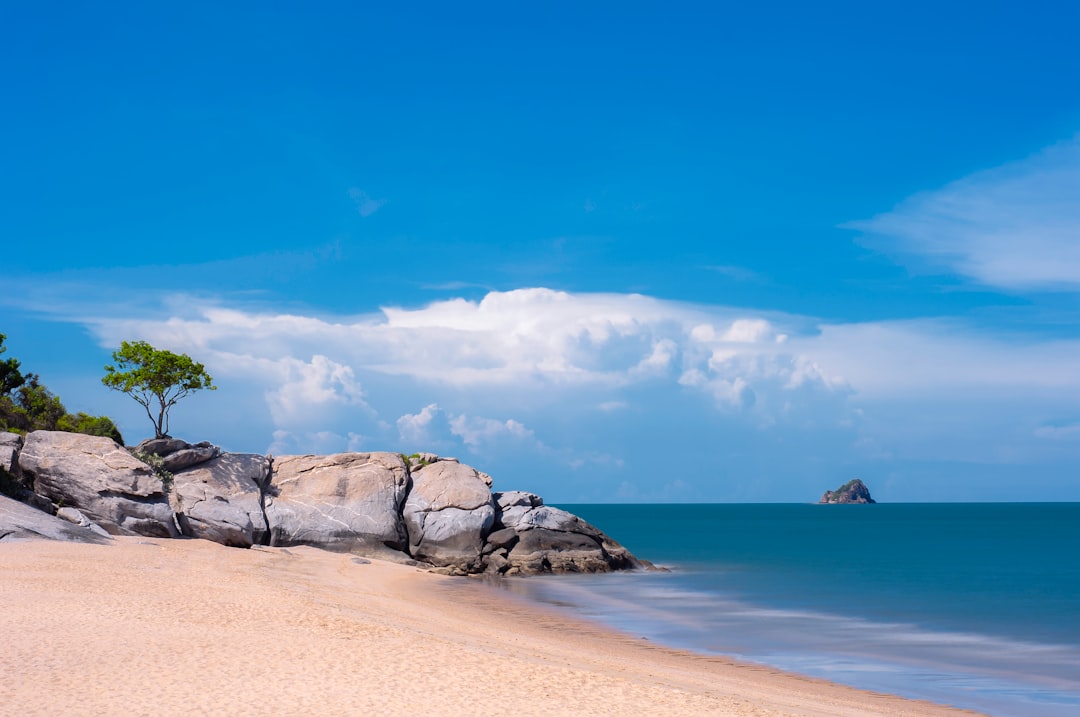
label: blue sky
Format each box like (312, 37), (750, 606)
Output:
(4, 2), (1080, 501)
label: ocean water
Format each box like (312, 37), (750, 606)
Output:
(504, 503), (1080, 717)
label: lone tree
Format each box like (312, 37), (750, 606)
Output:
(102, 340), (216, 439)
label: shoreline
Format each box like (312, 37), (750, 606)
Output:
(0, 537), (984, 716)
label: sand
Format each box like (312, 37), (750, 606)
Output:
(0, 537), (984, 716)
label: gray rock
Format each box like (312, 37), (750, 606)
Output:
(506, 528), (615, 573)
(134, 437), (190, 457)
(507, 504), (599, 534)
(403, 460), (495, 570)
(161, 445), (219, 472)
(484, 550), (510, 574)
(494, 490), (543, 509)
(171, 453), (270, 547)
(0, 493), (112, 544)
(0, 431), (22, 475)
(265, 452), (410, 555)
(56, 505), (90, 526)
(493, 502), (641, 575)
(483, 526), (519, 553)
(56, 506), (111, 538)
(17, 431), (179, 538)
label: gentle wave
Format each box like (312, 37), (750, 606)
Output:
(506, 568), (1080, 717)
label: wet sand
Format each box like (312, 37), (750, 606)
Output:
(0, 537), (985, 716)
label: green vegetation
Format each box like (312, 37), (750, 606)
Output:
(402, 452), (433, 469)
(102, 340), (216, 439)
(131, 449), (174, 494)
(830, 479), (863, 495)
(0, 332), (123, 443)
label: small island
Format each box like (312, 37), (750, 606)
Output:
(819, 478), (876, 504)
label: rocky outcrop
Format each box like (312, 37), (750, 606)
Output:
(403, 459), (495, 571)
(819, 478), (876, 504)
(0, 493), (112, 544)
(17, 431), (179, 537)
(8, 430), (645, 576)
(133, 437), (221, 472)
(265, 452), (409, 556)
(171, 453), (270, 547)
(487, 491), (640, 575)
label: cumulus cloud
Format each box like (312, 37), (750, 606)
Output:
(395, 403), (544, 455)
(82, 289), (841, 422)
(449, 414), (538, 449)
(264, 354), (367, 425)
(19, 279), (1080, 497)
(396, 403), (442, 446)
(848, 134), (1080, 290)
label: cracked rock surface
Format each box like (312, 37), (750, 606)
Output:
(17, 431), (178, 538)
(404, 460), (495, 570)
(0, 493), (113, 544)
(265, 452), (410, 556)
(171, 453), (270, 547)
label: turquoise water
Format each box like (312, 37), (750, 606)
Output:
(508, 504), (1080, 717)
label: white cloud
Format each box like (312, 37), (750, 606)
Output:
(348, 188), (387, 217)
(849, 135), (1080, 290)
(807, 320), (1080, 398)
(448, 414), (537, 449)
(597, 401), (629, 412)
(264, 354), (367, 426)
(397, 403), (442, 446)
(17, 278), (1080, 498)
(83, 289), (841, 421)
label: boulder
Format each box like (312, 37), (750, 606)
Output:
(506, 527), (635, 574)
(17, 431), (179, 538)
(134, 437), (190, 457)
(265, 452), (410, 555)
(0, 493), (112, 544)
(494, 490), (544, 529)
(161, 444), (219, 472)
(0, 431), (21, 475)
(171, 453), (270, 547)
(133, 437), (219, 472)
(403, 460), (495, 570)
(493, 502), (640, 575)
(483, 527), (519, 553)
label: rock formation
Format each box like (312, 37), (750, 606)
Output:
(171, 453), (270, 548)
(1, 430), (646, 575)
(491, 491), (638, 574)
(17, 431), (179, 537)
(0, 493), (112, 544)
(404, 459), (496, 571)
(265, 452), (410, 557)
(819, 478), (876, 504)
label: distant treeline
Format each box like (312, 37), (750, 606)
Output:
(0, 332), (123, 445)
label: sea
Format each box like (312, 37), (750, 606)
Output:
(503, 503), (1080, 717)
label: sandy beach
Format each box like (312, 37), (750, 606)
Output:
(0, 537), (984, 716)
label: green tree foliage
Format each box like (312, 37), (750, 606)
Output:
(0, 332), (123, 443)
(0, 332), (25, 396)
(102, 340), (216, 439)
